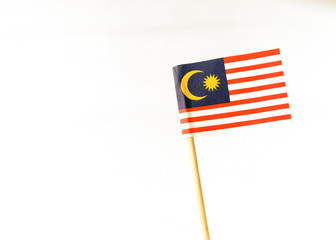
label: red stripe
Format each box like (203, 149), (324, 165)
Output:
(225, 60), (282, 74)
(229, 82), (286, 95)
(179, 93), (288, 113)
(180, 103), (289, 124)
(182, 114), (291, 134)
(227, 71), (284, 85)
(223, 49), (280, 64)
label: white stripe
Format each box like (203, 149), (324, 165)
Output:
(182, 118), (292, 138)
(224, 54), (281, 69)
(228, 76), (285, 90)
(226, 65), (283, 80)
(179, 97), (289, 119)
(181, 108), (291, 130)
(230, 87), (287, 101)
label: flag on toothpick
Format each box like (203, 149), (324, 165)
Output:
(172, 48), (292, 240)
(173, 48), (291, 137)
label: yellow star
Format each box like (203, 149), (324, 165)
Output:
(203, 74), (220, 91)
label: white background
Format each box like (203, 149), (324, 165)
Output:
(0, 0), (336, 239)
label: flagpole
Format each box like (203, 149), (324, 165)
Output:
(187, 137), (210, 240)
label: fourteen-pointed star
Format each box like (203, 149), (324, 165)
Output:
(203, 74), (220, 91)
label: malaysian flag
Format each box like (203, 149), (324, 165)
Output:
(173, 49), (291, 137)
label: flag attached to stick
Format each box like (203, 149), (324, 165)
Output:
(173, 48), (292, 137)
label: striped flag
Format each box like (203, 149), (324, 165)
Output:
(173, 48), (291, 137)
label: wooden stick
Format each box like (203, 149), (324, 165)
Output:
(187, 137), (210, 240)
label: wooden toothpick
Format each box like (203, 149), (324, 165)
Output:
(187, 137), (210, 240)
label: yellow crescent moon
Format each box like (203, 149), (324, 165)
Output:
(181, 70), (207, 101)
